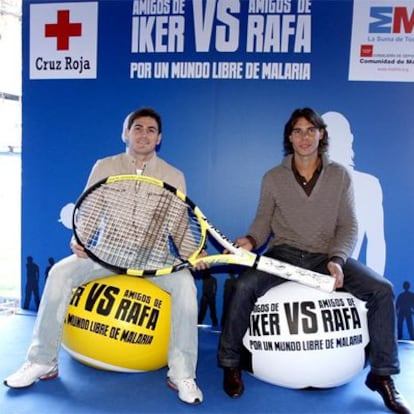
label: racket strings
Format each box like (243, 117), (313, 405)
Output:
(74, 179), (204, 271)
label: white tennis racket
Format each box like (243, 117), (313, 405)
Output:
(72, 174), (335, 293)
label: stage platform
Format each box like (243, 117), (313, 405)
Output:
(1, 312), (413, 414)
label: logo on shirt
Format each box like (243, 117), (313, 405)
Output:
(29, 2), (98, 79)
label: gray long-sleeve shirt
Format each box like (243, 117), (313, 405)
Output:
(248, 154), (358, 263)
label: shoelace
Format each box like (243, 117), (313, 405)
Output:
(19, 362), (34, 372)
(179, 379), (198, 391)
(386, 379), (400, 396)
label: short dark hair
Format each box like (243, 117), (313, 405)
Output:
(283, 107), (328, 156)
(127, 107), (162, 133)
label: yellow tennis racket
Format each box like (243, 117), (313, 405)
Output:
(73, 174), (335, 293)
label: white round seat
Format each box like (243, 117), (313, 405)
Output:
(242, 282), (369, 389)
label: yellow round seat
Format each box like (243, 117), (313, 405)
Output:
(62, 275), (171, 372)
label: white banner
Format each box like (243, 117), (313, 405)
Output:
(348, 0), (414, 82)
(30, 2), (98, 79)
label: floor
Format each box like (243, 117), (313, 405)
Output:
(0, 312), (413, 414)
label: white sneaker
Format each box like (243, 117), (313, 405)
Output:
(167, 377), (203, 404)
(4, 361), (58, 388)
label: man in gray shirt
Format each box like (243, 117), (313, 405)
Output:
(218, 107), (411, 414)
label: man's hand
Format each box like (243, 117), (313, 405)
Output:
(193, 249), (209, 271)
(193, 234), (253, 271)
(326, 261), (344, 289)
(234, 236), (254, 251)
(70, 238), (88, 259)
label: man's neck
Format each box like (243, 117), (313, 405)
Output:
(293, 154), (320, 181)
(129, 152), (155, 170)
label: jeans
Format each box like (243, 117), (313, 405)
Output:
(218, 244), (400, 376)
(27, 254), (199, 380)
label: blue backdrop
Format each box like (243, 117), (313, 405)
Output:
(21, 0), (414, 337)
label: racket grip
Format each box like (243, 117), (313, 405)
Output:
(256, 256), (336, 293)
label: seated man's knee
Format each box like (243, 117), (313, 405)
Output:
(376, 277), (395, 300)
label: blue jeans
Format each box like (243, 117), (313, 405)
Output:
(218, 244), (400, 376)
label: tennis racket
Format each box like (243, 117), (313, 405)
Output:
(72, 174), (335, 293)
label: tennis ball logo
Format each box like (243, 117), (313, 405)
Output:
(62, 276), (171, 372)
(242, 282), (369, 389)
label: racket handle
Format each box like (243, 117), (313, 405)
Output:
(256, 256), (336, 293)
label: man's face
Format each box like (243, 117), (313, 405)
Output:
(289, 117), (322, 158)
(126, 116), (161, 158)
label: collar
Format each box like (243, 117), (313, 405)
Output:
(124, 152), (158, 169)
(283, 153), (329, 170)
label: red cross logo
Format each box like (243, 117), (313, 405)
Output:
(45, 10), (82, 51)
